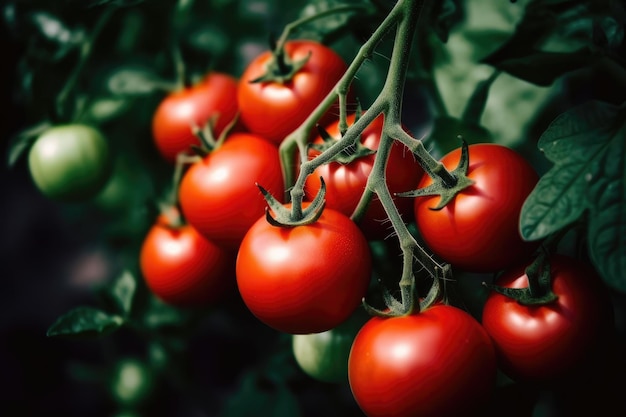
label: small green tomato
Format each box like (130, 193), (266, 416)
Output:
(28, 124), (111, 201)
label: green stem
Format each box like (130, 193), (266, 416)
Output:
(394, 129), (457, 186)
(279, 0), (405, 206)
(274, 5), (373, 53)
(55, 6), (116, 121)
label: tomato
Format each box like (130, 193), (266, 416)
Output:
(292, 308), (368, 383)
(348, 305), (496, 417)
(179, 133), (284, 250)
(28, 124), (111, 202)
(139, 213), (235, 306)
(237, 40), (347, 144)
(305, 113), (423, 239)
(414, 143), (539, 272)
(151, 72), (238, 162)
(236, 206), (372, 334)
(481, 254), (614, 381)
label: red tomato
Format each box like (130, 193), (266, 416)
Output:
(178, 133), (284, 250)
(237, 40), (347, 144)
(482, 254), (614, 381)
(305, 113), (423, 239)
(348, 305), (496, 417)
(139, 214), (235, 306)
(414, 143), (539, 272)
(236, 207), (372, 334)
(152, 72), (238, 162)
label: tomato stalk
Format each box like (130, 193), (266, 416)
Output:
(484, 249), (558, 306)
(55, 6), (116, 122)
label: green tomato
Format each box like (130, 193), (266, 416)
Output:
(292, 309), (368, 383)
(28, 124), (111, 201)
(110, 358), (154, 407)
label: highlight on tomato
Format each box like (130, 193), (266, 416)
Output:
(151, 72), (238, 162)
(237, 40), (348, 145)
(236, 206), (372, 335)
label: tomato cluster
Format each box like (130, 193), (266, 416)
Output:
(26, 32), (616, 417)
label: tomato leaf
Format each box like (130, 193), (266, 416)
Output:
(295, 0), (376, 42)
(520, 100), (626, 290)
(47, 307), (124, 338)
(108, 270), (137, 316)
(6, 122), (51, 168)
(428, 0), (463, 43)
(107, 68), (177, 96)
(427, 116), (492, 157)
(480, 0), (617, 85)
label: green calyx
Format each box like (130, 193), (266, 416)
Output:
(309, 124), (376, 165)
(484, 250), (558, 306)
(249, 40), (311, 85)
(257, 177), (327, 227)
(397, 139), (475, 210)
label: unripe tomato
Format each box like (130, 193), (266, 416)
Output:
(28, 124), (111, 202)
(110, 358), (154, 407)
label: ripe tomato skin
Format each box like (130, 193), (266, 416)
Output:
(28, 124), (111, 202)
(236, 207), (372, 334)
(178, 133), (284, 250)
(348, 305), (496, 417)
(306, 114), (423, 239)
(151, 72), (238, 162)
(482, 254), (614, 382)
(415, 143), (539, 272)
(237, 40), (347, 144)
(139, 215), (235, 306)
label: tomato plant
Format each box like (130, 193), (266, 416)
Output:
(482, 254), (614, 382)
(348, 304), (497, 417)
(414, 143), (539, 272)
(237, 40), (347, 145)
(151, 72), (238, 162)
(236, 206), (372, 334)
(27, 124), (111, 202)
(139, 211), (235, 307)
(178, 132), (284, 250)
(305, 113), (423, 239)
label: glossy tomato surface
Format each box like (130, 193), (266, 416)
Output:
(140, 215), (235, 306)
(236, 207), (371, 334)
(152, 72), (238, 162)
(28, 124), (111, 201)
(414, 143), (539, 272)
(306, 113), (423, 239)
(178, 133), (284, 250)
(348, 304), (496, 417)
(482, 254), (614, 381)
(237, 40), (347, 144)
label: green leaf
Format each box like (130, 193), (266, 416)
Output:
(520, 100), (626, 290)
(296, 0), (375, 42)
(427, 116), (492, 157)
(480, 0), (612, 85)
(109, 270), (137, 316)
(586, 115), (626, 292)
(429, 0), (463, 43)
(107, 68), (176, 96)
(47, 307), (124, 338)
(6, 122), (51, 168)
